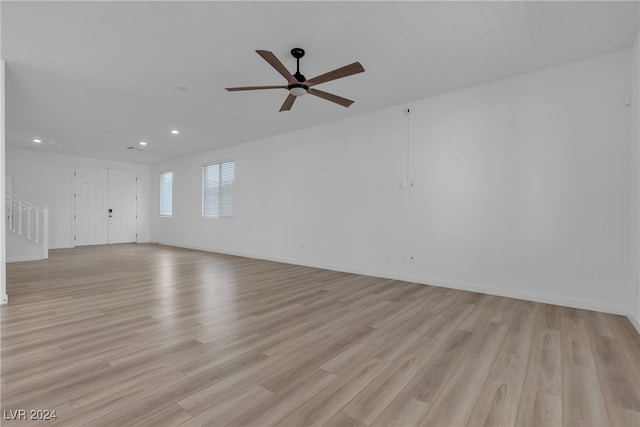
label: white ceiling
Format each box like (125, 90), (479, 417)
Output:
(2, 1), (638, 164)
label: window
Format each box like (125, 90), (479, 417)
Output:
(159, 171), (173, 217)
(202, 161), (234, 218)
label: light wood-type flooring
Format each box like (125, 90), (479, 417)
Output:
(1, 244), (639, 426)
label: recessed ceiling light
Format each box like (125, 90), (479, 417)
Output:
(33, 139), (42, 143)
(139, 141), (147, 146)
(170, 130), (180, 135)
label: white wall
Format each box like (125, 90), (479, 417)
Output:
(6, 149), (151, 249)
(6, 232), (42, 263)
(152, 50), (633, 316)
(631, 30), (640, 332)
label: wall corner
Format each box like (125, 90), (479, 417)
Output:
(1, 58), (6, 306)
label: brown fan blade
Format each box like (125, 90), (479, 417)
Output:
(305, 62), (365, 87)
(256, 50), (297, 84)
(308, 88), (354, 108)
(226, 85), (287, 91)
(279, 94), (296, 112)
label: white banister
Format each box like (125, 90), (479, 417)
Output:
(41, 207), (49, 260)
(18, 200), (22, 237)
(27, 206), (32, 240)
(5, 192), (48, 260)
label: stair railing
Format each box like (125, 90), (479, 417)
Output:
(6, 191), (48, 260)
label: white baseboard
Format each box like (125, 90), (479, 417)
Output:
(7, 255), (45, 263)
(156, 241), (631, 317)
(391, 272), (629, 316)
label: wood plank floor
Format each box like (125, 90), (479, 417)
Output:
(1, 243), (639, 426)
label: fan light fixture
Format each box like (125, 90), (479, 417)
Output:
(288, 84), (307, 97)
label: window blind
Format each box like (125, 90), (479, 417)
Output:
(202, 161), (234, 218)
(159, 171), (173, 217)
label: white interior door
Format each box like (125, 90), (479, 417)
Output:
(108, 169), (137, 244)
(74, 166), (137, 246)
(75, 166), (109, 245)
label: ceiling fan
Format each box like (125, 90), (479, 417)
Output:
(225, 48), (365, 112)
